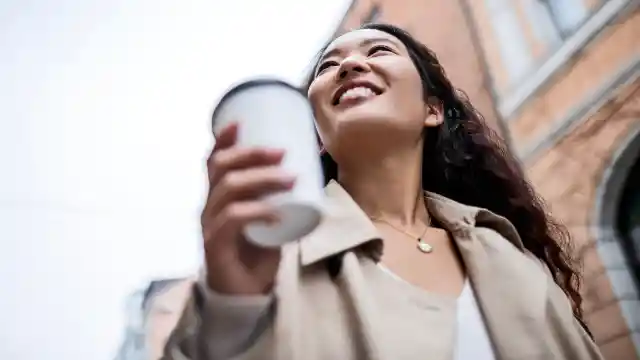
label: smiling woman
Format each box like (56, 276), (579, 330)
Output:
(159, 23), (604, 360)
(309, 30), (431, 160)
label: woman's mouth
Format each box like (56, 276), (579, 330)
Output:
(333, 84), (382, 108)
(338, 87), (377, 104)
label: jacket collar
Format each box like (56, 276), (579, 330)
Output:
(299, 181), (552, 359)
(299, 180), (381, 266)
(299, 180), (524, 266)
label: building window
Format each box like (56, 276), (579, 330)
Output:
(542, 0), (591, 36)
(526, 0), (596, 45)
(362, 5), (380, 24)
(617, 155), (640, 289)
(524, 0), (564, 48)
(593, 131), (640, 355)
(487, 0), (603, 87)
(485, 0), (535, 83)
(478, 0), (626, 116)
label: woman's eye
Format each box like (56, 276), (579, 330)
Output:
(316, 61), (338, 75)
(368, 45), (393, 56)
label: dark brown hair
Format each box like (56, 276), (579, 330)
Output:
(305, 23), (588, 332)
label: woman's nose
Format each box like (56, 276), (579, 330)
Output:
(336, 55), (370, 80)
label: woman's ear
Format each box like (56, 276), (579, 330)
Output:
(424, 97), (444, 128)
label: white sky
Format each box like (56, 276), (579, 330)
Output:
(0, 1), (349, 358)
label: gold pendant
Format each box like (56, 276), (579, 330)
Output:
(417, 239), (433, 253)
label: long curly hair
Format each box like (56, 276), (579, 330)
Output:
(305, 23), (588, 332)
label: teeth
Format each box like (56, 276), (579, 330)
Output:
(339, 86), (376, 104)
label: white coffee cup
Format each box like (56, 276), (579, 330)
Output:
(211, 78), (325, 248)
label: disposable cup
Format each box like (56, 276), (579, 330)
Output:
(211, 78), (325, 247)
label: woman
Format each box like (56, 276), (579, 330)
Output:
(161, 23), (603, 360)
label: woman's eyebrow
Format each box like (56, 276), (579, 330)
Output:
(318, 37), (397, 64)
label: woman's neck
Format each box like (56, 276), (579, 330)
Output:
(337, 149), (428, 226)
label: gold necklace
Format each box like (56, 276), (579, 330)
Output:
(370, 217), (433, 253)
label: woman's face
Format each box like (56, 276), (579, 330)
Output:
(308, 29), (434, 157)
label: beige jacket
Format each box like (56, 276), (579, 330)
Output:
(159, 180), (603, 360)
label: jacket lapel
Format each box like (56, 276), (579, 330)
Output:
(426, 195), (553, 359)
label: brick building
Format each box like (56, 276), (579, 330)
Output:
(327, 0), (638, 358)
(117, 1), (640, 359)
(115, 278), (193, 360)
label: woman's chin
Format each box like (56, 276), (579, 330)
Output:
(334, 115), (400, 144)
(334, 104), (392, 126)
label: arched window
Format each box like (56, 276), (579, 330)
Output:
(594, 128), (640, 354)
(616, 154), (640, 289)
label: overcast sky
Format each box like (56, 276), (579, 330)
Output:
(0, 1), (349, 358)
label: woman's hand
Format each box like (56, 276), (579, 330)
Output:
(201, 123), (295, 295)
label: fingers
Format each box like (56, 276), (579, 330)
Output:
(202, 122), (293, 261)
(202, 200), (278, 264)
(208, 147), (285, 185)
(201, 122), (286, 295)
(212, 122), (239, 152)
(203, 166), (295, 221)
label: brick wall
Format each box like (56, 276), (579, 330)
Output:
(510, 10), (640, 152)
(526, 78), (640, 359)
(145, 279), (193, 360)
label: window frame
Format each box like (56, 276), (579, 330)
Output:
(593, 126), (640, 357)
(495, 0), (636, 118)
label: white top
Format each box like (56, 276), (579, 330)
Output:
(197, 265), (496, 359)
(455, 281), (496, 360)
(378, 264), (496, 360)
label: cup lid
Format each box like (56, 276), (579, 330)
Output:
(211, 77), (305, 127)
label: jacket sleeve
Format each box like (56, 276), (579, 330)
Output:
(160, 276), (273, 360)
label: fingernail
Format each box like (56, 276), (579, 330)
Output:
(265, 149), (286, 157)
(225, 122), (239, 131)
(283, 176), (297, 187)
(267, 212), (283, 225)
